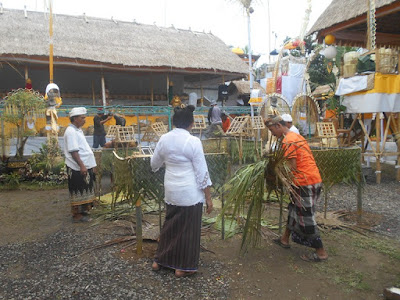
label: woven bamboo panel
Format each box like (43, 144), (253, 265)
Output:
(141, 127), (159, 142)
(316, 122), (337, 138)
(115, 126), (136, 143)
(251, 116), (265, 129)
(141, 122), (168, 143)
(152, 122), (168, 135)
(193, 115), (207, 130)
(226, 116), (253, 137)
(106, 125), (120, 138)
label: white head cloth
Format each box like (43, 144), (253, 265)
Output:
(69, 107), (87, 117)
(281, 113), (293, 122)
(45, 83), (60, 96)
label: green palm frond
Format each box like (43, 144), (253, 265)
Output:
(221, 138), (297, 255)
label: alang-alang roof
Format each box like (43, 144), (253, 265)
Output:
(0, 9), (248, 76)
(308, 0), (400, 47)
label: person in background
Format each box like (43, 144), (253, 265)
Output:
(93, 108), (112, 148)
(221, 113), (231, 133)
(63, 107), (97, 222)
(205, 100), (223, 137)
(113, 113), (126, 126)
(281, 113), (300, 134)
(265, 115), (328, 263)
(151, 105), (213, 277)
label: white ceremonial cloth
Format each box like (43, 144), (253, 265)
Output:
(151, 128), (212, 206)
(336, 76), (368, 96)
(282, 76), (306, 106)
(64, 124), (97, 171)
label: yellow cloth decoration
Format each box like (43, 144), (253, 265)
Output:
(350, 73), (400, 96)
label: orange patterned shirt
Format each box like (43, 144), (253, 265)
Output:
(283, 131), (322, 186)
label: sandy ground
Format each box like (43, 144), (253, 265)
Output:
(0, 167), (399, 299)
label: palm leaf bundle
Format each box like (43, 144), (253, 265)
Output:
(221, 138), (296, 254)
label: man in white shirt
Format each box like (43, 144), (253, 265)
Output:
(64, 107), (97, 222)
(281, 113), (300, 135)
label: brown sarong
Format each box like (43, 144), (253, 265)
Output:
(155, 202), (203, 271)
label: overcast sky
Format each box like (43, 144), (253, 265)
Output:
(2, 0), (332, 64)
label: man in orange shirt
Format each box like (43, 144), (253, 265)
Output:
(221, 113), (231, 133)
(265, 115), (328, 262)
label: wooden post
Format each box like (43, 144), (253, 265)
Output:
(91, 80), (95, 106)
(101, 75), (106, 108)
(151, 74), (154, 106)
(375, 113), (381, 184)
(200, 75), (204, 107)
(221, 187), (225, 240)
(393, 112), (400, 181)
(239, 135), (243, 165)
(361, 114), (365, 163)
(324, 185), (328, 219)
(278, 186), (283, 234)
(136, 198), (143, 255)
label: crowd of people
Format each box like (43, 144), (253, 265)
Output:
(62, 102), (326, 278)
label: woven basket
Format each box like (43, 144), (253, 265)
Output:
(376, 48), (399, 74)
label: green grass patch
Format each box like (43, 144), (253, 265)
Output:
(352, 235), (400, 261)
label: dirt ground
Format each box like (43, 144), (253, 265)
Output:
(1, 183), (400, 300)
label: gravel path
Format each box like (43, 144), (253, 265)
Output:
(318, 174), (400, 240)
(0, 228), (231, 299)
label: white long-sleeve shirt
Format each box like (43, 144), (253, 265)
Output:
(151, 128), (212, 206)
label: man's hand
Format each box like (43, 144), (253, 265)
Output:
(80, 165), (88, 176)
(206, 197), (213, 214)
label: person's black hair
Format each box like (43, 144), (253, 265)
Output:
(70, 116), (76, 123)
(173, 105), (195, 129)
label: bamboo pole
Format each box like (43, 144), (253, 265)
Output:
(375, 113), (381, 184)
(278, 186), (283, 234)
(136, 198), (143, 255)
(49, 0), (54, 83)
(381, 114), (391, 152)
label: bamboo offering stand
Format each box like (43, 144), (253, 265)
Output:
(226, 116), (255, 165)
(191, 114), (207, 138)
(315, 122), (339, 148)
(106, 125), (137, 155)
(141, 121), (168, 146)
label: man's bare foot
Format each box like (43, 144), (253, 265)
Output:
(151, 261), (161, 271)
(175, 270), (196, 278)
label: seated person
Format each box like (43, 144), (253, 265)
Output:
(221, 113), (231, 132)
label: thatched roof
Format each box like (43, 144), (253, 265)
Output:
(0, 9), (248, 75)
(228, 80), (264, 95)
(308, 0), (400, 46)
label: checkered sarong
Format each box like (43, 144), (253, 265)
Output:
(287, 182), (323, 249)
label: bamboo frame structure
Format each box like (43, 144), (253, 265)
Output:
(192, 114), (207, 138)
(357, 112), (400, 183)
(141, 121), (168, 144)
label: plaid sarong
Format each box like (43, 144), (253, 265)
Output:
(287, 182), (323, 249)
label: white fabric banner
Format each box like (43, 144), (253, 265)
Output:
(335, 76), (368, 96)
(282, 76), (306, 106)
(342, 93), (400, 113)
